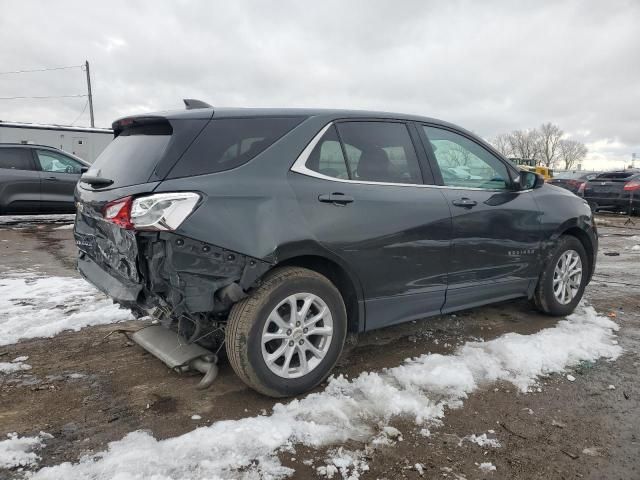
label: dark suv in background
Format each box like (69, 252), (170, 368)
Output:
(548, 170), (599, 194)
(75, 102), (597, 397)
(0, 144), (89, 214)
(582, 170), (640, 215)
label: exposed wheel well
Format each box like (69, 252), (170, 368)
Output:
(277, 255), (362, 333)
(562, 227), (595, 280)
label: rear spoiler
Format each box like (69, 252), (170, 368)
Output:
(111, 99), (213, 137)
(111, 116), (172, 137)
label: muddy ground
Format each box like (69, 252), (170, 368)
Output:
(1, 213), (639, 479)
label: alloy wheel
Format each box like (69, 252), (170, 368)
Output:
(261, 293), (334, 378)
(552, 249), (583, 305)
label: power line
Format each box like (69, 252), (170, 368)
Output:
(70, 99), (89, 126)
(0, 65), (83, 75)
(0, 94), (87, 100)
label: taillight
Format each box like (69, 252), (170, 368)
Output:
(623, 180), (640, 191)
(577, 182), (586, 195)
(103, 192), (200, 231)
(130, 192), (200, 230)
(103, 196), (133, 229)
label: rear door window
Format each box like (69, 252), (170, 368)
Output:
(168, 117), (304, 178)
(306, 125), (350, 179)
(0, 148), (34, 170)
(335, 121), (423, 184)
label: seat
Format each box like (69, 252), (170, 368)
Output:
(355, 147), (393, 182)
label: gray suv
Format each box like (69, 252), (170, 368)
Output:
(0, 144), (89, 214)
(75, 103), (597, 397)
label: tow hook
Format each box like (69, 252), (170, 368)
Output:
(131, 325), (219, 389)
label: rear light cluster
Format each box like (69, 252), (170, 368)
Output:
(577, 182), (586, 195)
(623, 180), (640, 191)
(566, 179), (583, 187)
(103, 192), (200, 231)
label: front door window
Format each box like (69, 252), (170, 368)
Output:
(423, 126), (509, 190)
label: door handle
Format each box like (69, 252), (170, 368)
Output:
(44, 176), (59, 181)
(452, 197), (477, 208)
(318, 193), (354, 205)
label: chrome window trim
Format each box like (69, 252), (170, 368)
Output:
(290, 121), (532, 193)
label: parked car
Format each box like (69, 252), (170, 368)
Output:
(0, 143), (89, 214)
(548, 171), (599, 194)
(582, 170), (640, 215)
(75, 103), (598, 397)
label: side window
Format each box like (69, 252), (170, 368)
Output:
(170, 117), (304, 178)
(36, 150), (84, 174)
(336, 122), (422, 184)
(0, 148), (34, 171)
(423, 126), (510, 190)
(306, 125), (350, 179)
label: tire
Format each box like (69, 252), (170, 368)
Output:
(225, 266), (347, 397)
(533, 235), (589, 316)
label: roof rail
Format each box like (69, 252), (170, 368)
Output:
(183, 99), (213, 110)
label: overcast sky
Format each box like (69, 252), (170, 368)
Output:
(1, 0), (638, 168)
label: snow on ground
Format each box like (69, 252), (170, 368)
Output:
(0, 275), (132, 346)
(460, 433), (501, 448)
(31, 305), (621, 480)
(0, 356), (32, 374)
(317, 448), (369, 479)
(0, 432), (52, 469)
(478, 462), (497, 472)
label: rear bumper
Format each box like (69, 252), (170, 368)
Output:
(78, 253), (142, 305)
(76, 227), (272, 316)
(584, 193), (640, 209)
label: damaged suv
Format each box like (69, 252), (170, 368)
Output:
(75, 101), (597, 397)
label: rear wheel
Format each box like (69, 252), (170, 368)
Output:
(225, 266), (347, 397)
(533, 235), (588, 316)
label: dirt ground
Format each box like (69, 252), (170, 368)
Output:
(1, 213), (639, 479)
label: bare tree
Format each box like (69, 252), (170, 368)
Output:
(558, 139), (588, 170)
(445, 144), (474, 167)
(509, 129), (541, 164)
(490, 133), (513, 157)
(538, 122), (563, 167)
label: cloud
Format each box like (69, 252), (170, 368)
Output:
(1, 0), (638, 169)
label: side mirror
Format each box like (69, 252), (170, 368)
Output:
(518, 170), (544, 190)
(80, 166), (89, 173)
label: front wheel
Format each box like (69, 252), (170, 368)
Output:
(225, 266), (347, 397)
(533, 235), (589, 316)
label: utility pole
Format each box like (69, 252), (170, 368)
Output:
(84, 60), (95, 127)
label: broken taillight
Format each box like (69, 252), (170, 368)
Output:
(131, 192), (200, 230)
(103, 196), (134, 229)
(103, 192), (200, 231)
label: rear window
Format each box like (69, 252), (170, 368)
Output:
(0, 148), (34, 170)
(596, 171), (636, 180)
(85, 127), (170, 187)
(168, 117), (303, 178)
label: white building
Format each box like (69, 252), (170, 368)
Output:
(0, 121), (113, 163)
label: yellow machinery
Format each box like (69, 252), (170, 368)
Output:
(510, 158), (554, 181)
